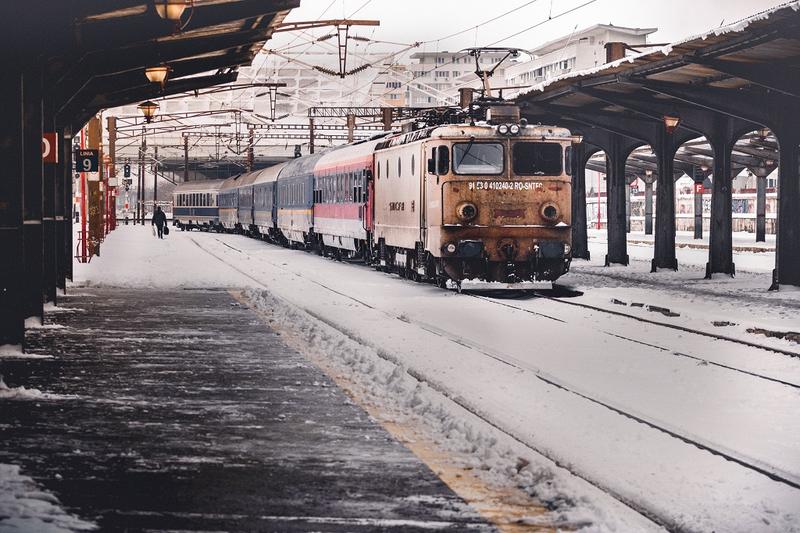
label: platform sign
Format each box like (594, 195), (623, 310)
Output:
(42, 133), (58, 163)
(694, 183), (704, 194)
(75, 149), (99, 173)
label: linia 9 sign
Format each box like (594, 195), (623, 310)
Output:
(74, 149), (99, 173)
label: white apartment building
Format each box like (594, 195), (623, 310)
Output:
(405, 50), (512, 106)
(504, 24), (657, 94)
(368, 63), (411, 107)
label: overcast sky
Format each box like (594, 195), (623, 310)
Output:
(271, 0), (787, 55)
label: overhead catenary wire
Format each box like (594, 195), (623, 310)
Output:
(358, 0), (600, 107)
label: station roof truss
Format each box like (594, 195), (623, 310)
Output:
(1, 0), (300, 132)
(515, 1), (800, 166)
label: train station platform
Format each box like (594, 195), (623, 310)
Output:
(0, 286), (492, 531)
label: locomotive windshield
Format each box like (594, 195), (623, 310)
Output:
(513, 142), (562, 175)
(453, 142), (504, 175)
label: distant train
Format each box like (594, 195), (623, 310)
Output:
(173, 105), (577, 285)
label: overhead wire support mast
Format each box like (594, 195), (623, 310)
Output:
(268, 19), (380, 78)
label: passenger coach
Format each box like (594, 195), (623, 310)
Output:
(173, 179), (224, 231)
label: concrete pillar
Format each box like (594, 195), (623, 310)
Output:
(570, 142), (590, 259)
(773, 127), (800, 288)
(382, 107), (393, 131)
(346, 113), (355, 143)
(42, 101), (57, 304)
(605, 135), (629, 266)
(625, 180), (632, 233)
(643, 175), (654, 235)
(0, 72), (25, 346)
(57, 129), (72, 289)
(706, 125), (736, 278)
(753, 168), (769, 243)
(653, 130), (678, 271)
(22, 67), (44, 323)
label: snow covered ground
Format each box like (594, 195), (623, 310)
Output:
(0, 464), (96, 532)
(64, 225), (800, 532)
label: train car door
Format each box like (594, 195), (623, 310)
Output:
(419, 147), (427, 247)
(365, 171), (374, 231)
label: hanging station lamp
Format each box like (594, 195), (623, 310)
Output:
(145, 64), (171, 88)
(153, 0), (190, 21)
(138, 101), (159, 123)
(662, 114), (681, 134)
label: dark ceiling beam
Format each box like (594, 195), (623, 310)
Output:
(686, 57), (800, 99)
(56, 47), (251, 122)
(91, 71), (239, 111)
(524, 102), (656, 144)
(54, 28), (270, 114)
(574, 85), (706, 136)
(732, 143), (779, 159)
(73, 0), (297, 56)
(630, 153), (696, 174)
(682, 146), (764, 167)
(64, 71), (238, 130)
(635, 79), (797, 130)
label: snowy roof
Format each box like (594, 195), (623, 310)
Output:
(517, 1), (800, 98)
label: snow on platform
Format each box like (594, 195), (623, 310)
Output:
(0, 282), (492, 531)
(51, 225), (800, 532)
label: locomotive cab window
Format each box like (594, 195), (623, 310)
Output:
(513, 142), (562, 175)
(453, 142), (502, 175)
(436, 146), (449, 175)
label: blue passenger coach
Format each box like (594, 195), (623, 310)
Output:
(252, 162), (286, 240)
(276, 153), (324, 247)
(173, 179), (224, 231)
(218, 174), (241, 231)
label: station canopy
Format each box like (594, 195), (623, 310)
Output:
(515, 2), (800, 179)
(1, 0), (299, 132)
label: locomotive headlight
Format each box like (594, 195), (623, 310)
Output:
(541, 203), (560, 222)
(509, 124), (521, 135)
(445, 243), (457, 254)
(497, 124), (509, 135)
(564, 244), (571, 255)
(456, 201), (478, 222)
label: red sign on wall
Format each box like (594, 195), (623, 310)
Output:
(42, 133), (58, 163)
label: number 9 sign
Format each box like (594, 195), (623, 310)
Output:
(74, 149), (99, 173)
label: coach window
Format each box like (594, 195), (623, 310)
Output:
(411, 154), (415, 175)
(385, 159), (389, 179)
(398, 157), (402, 177)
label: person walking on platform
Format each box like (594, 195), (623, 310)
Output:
(152, 206), (167, 239)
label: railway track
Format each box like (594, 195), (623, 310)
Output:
(464, 292), (800, 390)
(191, 235), (800, 532)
